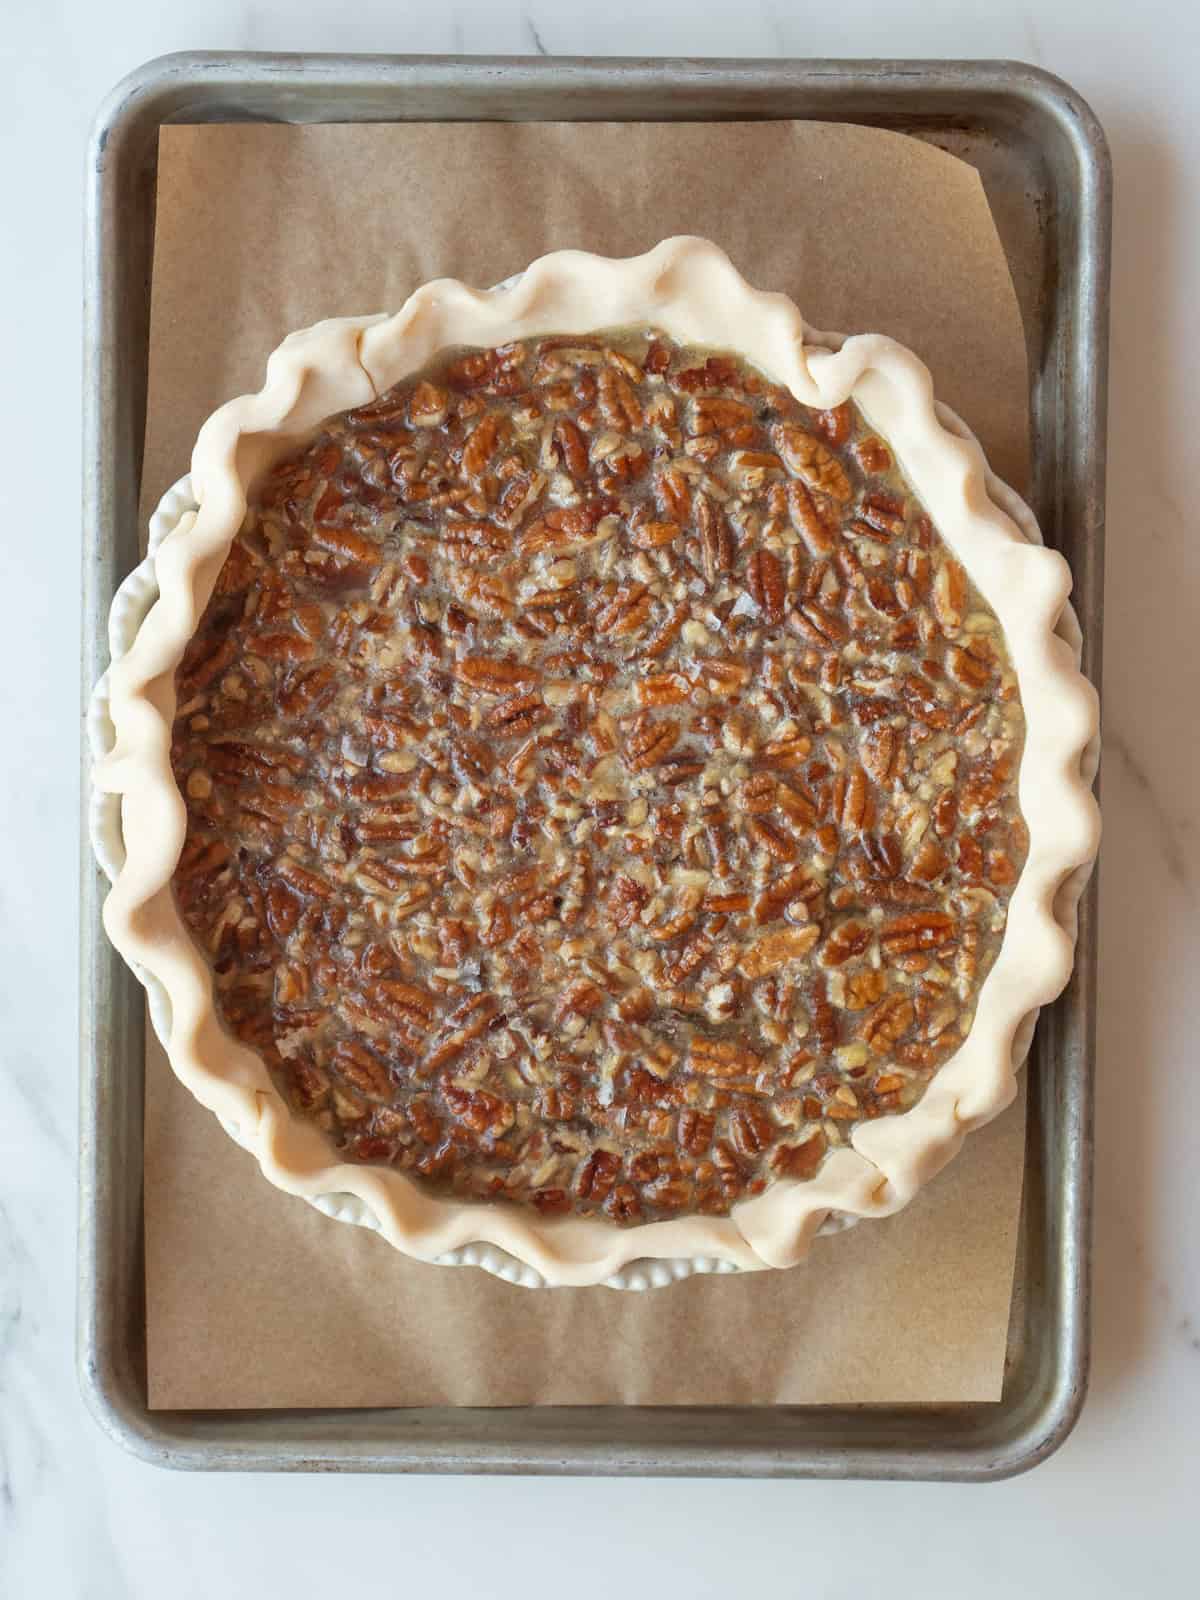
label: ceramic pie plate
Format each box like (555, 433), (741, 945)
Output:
(89, 238), (1100, 1289)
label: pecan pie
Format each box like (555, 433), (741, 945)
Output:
(97, 240), (1099, 1280)
(170, 332), (1027, 1224)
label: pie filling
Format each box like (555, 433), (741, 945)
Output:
(170, 331), (1027, 1224)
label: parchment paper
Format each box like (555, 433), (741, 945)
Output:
(142, 121), (1030, 1409)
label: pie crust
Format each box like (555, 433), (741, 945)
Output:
(94, 237), (1100, 1285)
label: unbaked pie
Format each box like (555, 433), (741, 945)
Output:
(96, 239), (1099, 1282)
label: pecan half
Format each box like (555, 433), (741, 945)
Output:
(773, 423), (852, 501)
(739, 924), (820, 979)
(695, 492), (734, 586)
(746, 547), (786, 622)
(623, 713), (681, 772)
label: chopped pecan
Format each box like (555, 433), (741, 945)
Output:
(730, 1104), (777, 1159)
(609, 875), (649, 929)
(843, 969), (886, 1011)
(678, 1109), (716, 1155)
(820, 920), (872, 968)
(274, 858), (335, 901)
(635, 672), (691, 708)
(861, 725), (898, 785)
(880, 912), (957, 958)
(442, 519), (511, 564)
(553, 417), (589, 479)
(773, 423), (852, 501)
(933, 790), (959, 838)
(623, 713), (681, 772)
(487, 690), (547, 735)
(424, 993), (497, 1071)
(632, 520), (682, 550)
(813, 404), (853, 448)
(946, 643), (992, 689)
(597, 367), (644, 430)
(640, 600), (690, 659)
(786, 479), (836, 555)
(409, 381), (448, 427)
(311, 524), (380, 565)
(667, 930), (716, 985)
(604, 1183), (642, 1222)
(746, 547), (786, 622)
(739, 924), (820, 979)
(933, 559), (967, 630)
(854, 437), (892, 475)
(753, 866), (821, 926)
(596, 583), (655, 637)
(760, 733), (813, 772)
(454, 655), (539, 693)
(691, 396), (755, 436)
(747, 817), (798, 863)
(695, 492), (734, 585)
(740, 772), (777, 814)
(688, 1039), (762, 1078)
(655, 466), (691, 522)
(900, 675), (954, 730)
(792, 602), (848, 648)
(865, 575), (903, 616)
(770, 1131), (826, 1181)
(444, 1085), (514, 1138)
(860, 491), (906, 538)
(673, 354), (742, 393)
(859, 994), (916, 1054)
(837, 766), (873, 835)
(331, 1038), (392, 1100)
(246, 631), (317, 664)
(909, 836), (948, 883)
(576, 1149), (620, 1202)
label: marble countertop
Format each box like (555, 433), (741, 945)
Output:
(5, 0), (1197, 1592)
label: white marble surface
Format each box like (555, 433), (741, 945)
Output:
(3, 0), (1197, 1591)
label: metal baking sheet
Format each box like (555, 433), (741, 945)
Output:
(79, 53), (1108, 1480)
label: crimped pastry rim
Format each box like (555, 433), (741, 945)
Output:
(93, 237), (1101, 1287)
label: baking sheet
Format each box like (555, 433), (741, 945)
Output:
(140, 118), (1030, 1410)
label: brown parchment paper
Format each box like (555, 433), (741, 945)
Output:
(142, 121), (1030, 1409)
